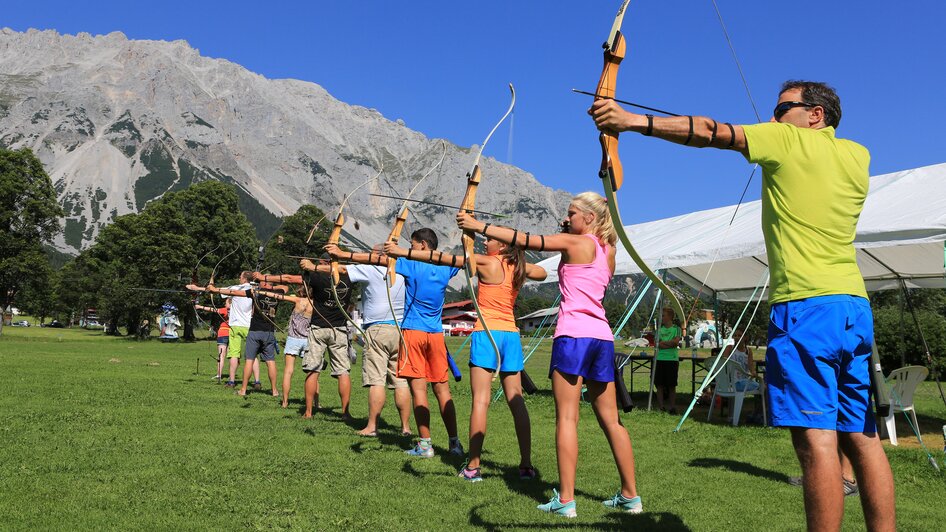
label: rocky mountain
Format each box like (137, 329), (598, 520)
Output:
(0, 28), (571, 254)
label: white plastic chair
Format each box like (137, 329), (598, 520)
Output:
(705, 356), (766, 426)
(883, 365), (929, 446)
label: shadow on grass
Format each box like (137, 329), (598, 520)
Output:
(468, 503), (691, 531)
(688, 457), (790, 483)
(472, 456), (598, 504)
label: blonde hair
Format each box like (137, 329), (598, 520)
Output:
(571, 192), (616, 246)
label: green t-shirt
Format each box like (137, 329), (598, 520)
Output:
(742, 123), (870, 304)
(657, 325), (681, 361)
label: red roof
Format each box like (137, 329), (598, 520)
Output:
(443, 300), (473, 310)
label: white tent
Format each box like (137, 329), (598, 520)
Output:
(536, 163), (946, 301)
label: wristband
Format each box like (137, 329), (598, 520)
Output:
(683, 116), (694, 145)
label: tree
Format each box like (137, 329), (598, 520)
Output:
(873, 288), (946, 376)
(14, 261), (63, 324)
(0, 148), (63, 334)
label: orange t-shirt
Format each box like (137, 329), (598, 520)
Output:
(473, 256), (519, 333)
(216, 307), (230, 337)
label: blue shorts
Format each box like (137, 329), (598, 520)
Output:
(767, 295), (876, 432)
(469, 330), (524, 372)
(284, 336), (308, 357)
(244, 330), (277, 362)
(217, 336), (229, 345)
(550, 336), (615, 382)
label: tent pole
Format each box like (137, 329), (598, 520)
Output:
(898, 289), (907, 367)
(647, 284), (662, 412)
(899, 279), (946, 408)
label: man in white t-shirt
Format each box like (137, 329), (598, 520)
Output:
(220, 272), (253, 387)
(344, 263), (413, 436)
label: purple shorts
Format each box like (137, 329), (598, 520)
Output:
(550, 336), (615, 382)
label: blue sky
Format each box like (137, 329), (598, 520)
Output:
(8, 0), (945, 224)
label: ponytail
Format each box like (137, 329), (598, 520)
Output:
(571, 192), (616, 246)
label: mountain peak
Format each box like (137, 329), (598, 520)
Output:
(0, 28), (569, 253)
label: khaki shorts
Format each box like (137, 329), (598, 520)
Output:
(361, 324), (408, 389)
(304, 326), (350, 376)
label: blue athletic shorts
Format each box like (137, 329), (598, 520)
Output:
(469, 330), (524, 372)
(550, 336), (615, 382)
(766, 295), (876, 432)
(217, 336), (229, 345)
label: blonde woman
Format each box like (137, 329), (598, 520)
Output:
(457, 192), (642, 517)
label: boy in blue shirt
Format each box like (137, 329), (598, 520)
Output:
(328, 228), (463, 458)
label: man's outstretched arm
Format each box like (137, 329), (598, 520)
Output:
(589, 99), (749, 157)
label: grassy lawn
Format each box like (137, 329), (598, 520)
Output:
(1, 325), (944, 530)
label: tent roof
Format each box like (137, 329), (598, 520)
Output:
(536, 163), (946, 301)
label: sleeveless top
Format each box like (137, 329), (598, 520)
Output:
(554, 234), (613, 341)
(288, 310), (310, 339)
(473, 255), (519, 333)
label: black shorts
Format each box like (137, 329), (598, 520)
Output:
(653, 360), (679, 388)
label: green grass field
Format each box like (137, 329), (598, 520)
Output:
(1, 325), (944, 530)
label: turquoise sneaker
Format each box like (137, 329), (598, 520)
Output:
(537, 489), (577, 518)
(405, 440), (434, 458)
(602, 492), (643, 514)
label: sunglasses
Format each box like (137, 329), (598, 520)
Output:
(774, 101), (820, 120)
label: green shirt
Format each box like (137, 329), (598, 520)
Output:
(742, 123), (870, 303)
(657, 325), (681, 361)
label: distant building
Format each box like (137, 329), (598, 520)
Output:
(442, 300), (477, 336)
(517, 307), (559, 333)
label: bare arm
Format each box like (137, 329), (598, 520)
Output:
(186, 284), (250, 298)
(658, 333), (682, 349)
(255, 289), (299, 303)
(589, 99), (748, 157)
(298, 260), (340, 275)
(455, 213), (598, 265)
(324, 244), (386, 266)
(254, 272), (304, 285)
(382, 242), (466, 269)
(525, 263), (547, 281)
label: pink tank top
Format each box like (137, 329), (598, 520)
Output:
(554, 234), (613, 341)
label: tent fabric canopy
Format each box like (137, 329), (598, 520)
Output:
(536, 163), (946, 301)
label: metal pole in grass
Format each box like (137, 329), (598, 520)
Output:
(674, 269), (769, 431)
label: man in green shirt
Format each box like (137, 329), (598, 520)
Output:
(590, 81), (894, 532)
